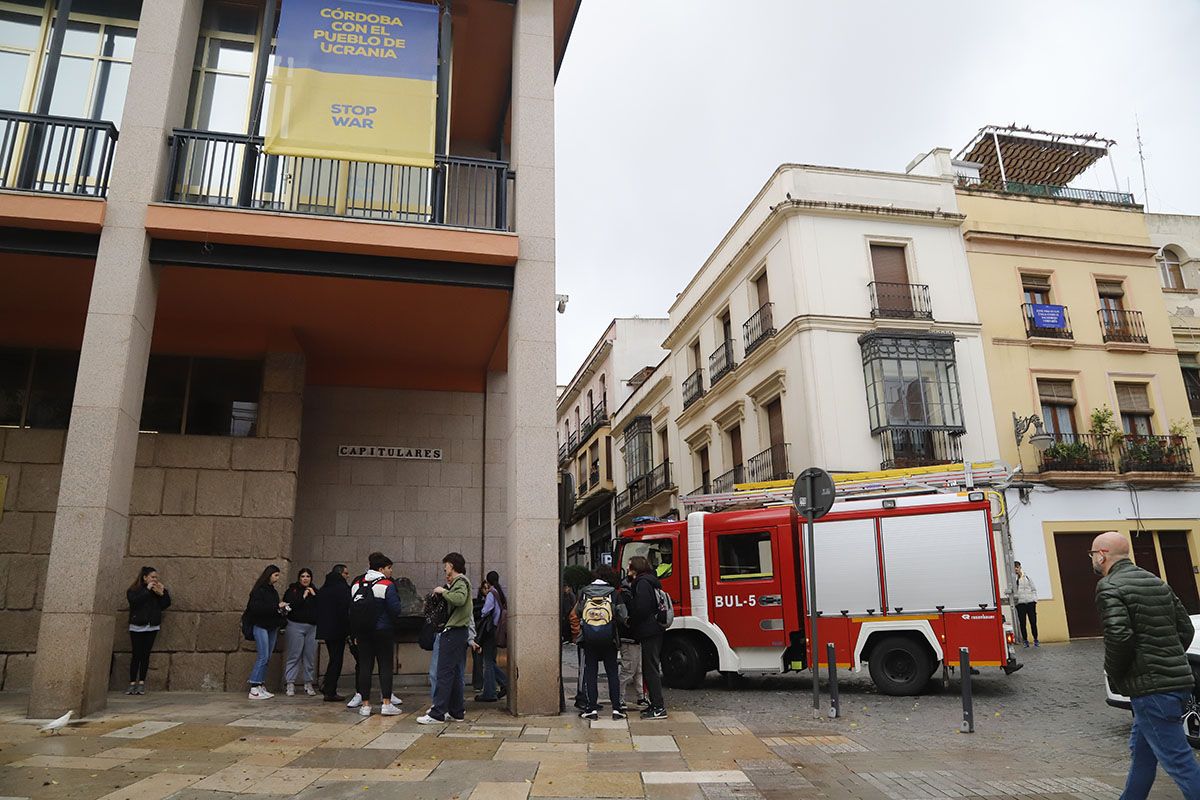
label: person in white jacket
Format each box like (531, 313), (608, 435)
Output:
(1014, 561), (1039, 647)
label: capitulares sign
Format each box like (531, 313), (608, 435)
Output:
(337, 445), (442, 460)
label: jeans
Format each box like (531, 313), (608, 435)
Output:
(1016, 602), (1039, 643)
(250, 626), (278, 686)
(430, 626), (469, 720)
(129, 630), (158, 682)
(428, 632), (441, 699)
(584, 645), (621, 712)
(321, 637), (346, 697)
(641, 633), (665, 709)
(355, 629), (395, 704)
(479, 636), (508, 700)
(284, 622), (317, 683)
(619, 641), (644, 706)
(1122, 690), (1200, 799)
(573, 643), (586, 705)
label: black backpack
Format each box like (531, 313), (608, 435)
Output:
(348, 578), (383, 636)
(418, 592), (449, 651)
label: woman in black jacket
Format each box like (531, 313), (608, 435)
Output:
(126, 566), (170, 695)
(282, 568), (319, 696)
(245, 564), (287, 700)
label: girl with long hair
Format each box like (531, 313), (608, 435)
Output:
(475, 570), (509, 703)
(243, 564), (287, 700)
(126, 566), (170, 695)
(282, 567), (319, 696)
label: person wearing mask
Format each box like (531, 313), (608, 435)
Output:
(475, 571), (509, 703)
(126, 566), (170, 695)
(418, 552), (472, 724)
(349, 552), (406, 717)
(316, 564), (352, 702)
(628, 555), (668, 720)
(1013, 561), (1039, 648)
(574, 565), (628, 721)
(619, 564), (646, 709)
(244, 564), (288, 700)
(283, 568), (319, 696)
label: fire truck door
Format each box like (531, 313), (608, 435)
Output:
(706, 527), (787, 649)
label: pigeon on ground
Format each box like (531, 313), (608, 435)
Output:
(38, 710), (73, 735)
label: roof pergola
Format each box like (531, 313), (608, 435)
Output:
(956, 125), (1116, 187)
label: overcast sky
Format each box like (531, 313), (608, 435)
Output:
(552, 0), (1200, 384)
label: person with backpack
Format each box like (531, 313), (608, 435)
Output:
(348, 553), (405, 717)
(126, 566), (170, 695)
(244, 565), (288, 700)
(424, 594), (479, 705)
(315, 564), (352, 702)
(418, 552), (473, 724)
(573, 565), (628, 721)
(475, 571), (509, 703)
(628, 555), (668, 720)
(618, 564), (647, 709)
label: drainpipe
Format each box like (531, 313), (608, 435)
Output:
(238, 0), (278, 208)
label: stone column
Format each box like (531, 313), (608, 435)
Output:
(503, 0), (560, 716)
(28, 0), (203, 719)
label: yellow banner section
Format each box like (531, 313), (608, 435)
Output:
(265, 68), (436, 167)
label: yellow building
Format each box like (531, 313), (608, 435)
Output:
(949, 127), (1200, 643)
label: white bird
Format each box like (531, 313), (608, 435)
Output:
(38, 710), (73, 735)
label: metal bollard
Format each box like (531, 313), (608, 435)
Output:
(959, 647), (973, 733)
(826, 643), (839, 719)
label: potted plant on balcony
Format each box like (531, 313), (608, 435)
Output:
(1042, 439), (1094, 471)
(1090, 407), (1122, 451)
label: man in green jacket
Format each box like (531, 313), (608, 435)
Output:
(1091, 531), (1200, 799)
(418, 552), (472, 725)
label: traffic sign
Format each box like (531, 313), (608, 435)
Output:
(792, 467), (835, 519)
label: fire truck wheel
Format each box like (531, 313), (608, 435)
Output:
(661, 636), (707, 689)
(867, 636), (932, 696)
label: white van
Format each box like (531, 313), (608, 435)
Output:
(1105, 614), (1200, 748)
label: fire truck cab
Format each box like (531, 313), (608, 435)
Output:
(617, 492), (1020, 696)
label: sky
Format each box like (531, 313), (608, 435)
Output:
(552, 0), (1200, 384)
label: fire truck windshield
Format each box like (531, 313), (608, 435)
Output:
(619, 539), (673, 578)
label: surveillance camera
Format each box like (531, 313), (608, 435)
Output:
(556, 294), (569, 314)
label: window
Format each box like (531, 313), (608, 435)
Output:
(141, 356), (262, 436)
(1159, 247), (1185, 290)
(697, 445), (710, 493)
(870, 243), (910, 284)
(1022, 274), (1051, 305)
(1038, 379), (1077, 436)
(622, 415), (653, 481)
(754, 271), (770, 308)
(689, 340), (702, 372)
(186, 0), (264, 134)
(599, 375), (606, 407)
(860, 334), (963, 432)
(1116, 383), (1153, 436)
(587, 389), (594, 415)
(39, 11), (138, 122)
(620, 538), (673, 580)
(657, 428), (669, 464)
(0, 348), (79, 429)
(718, 309), (732, 345)
(0, 0), (47, 113)
(717, 532), (774, 581)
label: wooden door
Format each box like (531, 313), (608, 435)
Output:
(1054, 533), (1103, 638)
(765, 399), (786, 478)
(755, 273), (770, 308)
(730, 425), (743, 476)
(870, 244), (912, 314)
(698, 447), (710, 493)
(1159, 532), (1200, 614)
(1131, 533), (1161, 577)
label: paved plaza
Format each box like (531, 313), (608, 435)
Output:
(0, 640), (1189, 799)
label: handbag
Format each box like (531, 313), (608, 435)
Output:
(240, 612), (254, 642)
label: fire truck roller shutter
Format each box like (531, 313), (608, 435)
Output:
(687, 512), (710, 621)
(880, 511), (997, 613)
(804, 518), (880, 615)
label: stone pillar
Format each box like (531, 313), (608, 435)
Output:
(504, 0), (559, 716)
(28, 0), (203, 719)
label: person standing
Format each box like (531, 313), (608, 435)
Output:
(618, 564), (646, 709)
(283, 568), (319, 696)
(475, 571), (509, 703)
(574, 565), (628, 721)
(316, 564), (351, 702)
(349, 553), (405, 717)
(126, 566), (170, 695)
(1013, 561), (1039, 648)
(1091, 530), (1200, 799)
(244, 565), (288, 700)
(628, 555), (668, 720)
(418, 552), (472, 724)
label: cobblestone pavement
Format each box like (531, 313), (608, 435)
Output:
(0, 640), (1186, 800)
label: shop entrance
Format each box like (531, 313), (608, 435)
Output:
(1054, 532), (1103, 638)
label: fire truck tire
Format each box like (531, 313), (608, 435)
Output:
(661, 636), (707, 689)
(867, 636), (932, 696)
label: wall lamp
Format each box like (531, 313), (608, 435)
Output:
(1013, 412), (1054, 452)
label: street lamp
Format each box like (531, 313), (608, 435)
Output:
(1013, 412), (1054, 452)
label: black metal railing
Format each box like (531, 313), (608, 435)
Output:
(1038, 433), (1115, 473)
(869, 281), (933, 320)
(0, 111), (119, 197)
(558, 430), (581, 465)
(682, 368), (705, 410)
(163, 129), (513, 231)
(615, 488), (631, 518)
(956, 175), (1136, 206)
(1022, 303), (1073, 340)
(878, 427), (963, 470)
(711, 464), (745, 494)
(1099, 308), (1149, 344)
(709, 340), (736, 386)
(578, 400), (608, 444)
(1188, 385), (1200, 417)
(1118, 435), (1194, 474)
(618, 460), (672, 518)
(745, 444), (790, 483)
(589, 463), (600, 488)
(743, 302), (776, 356)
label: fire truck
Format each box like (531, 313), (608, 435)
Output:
(617, 488), (1021, 696)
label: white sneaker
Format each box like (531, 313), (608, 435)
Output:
(249, 686), (271, 700)
(390, 694), (403, 706)
(346, 693), (363, 709)
(416, 714), (444, 725)
(359, 704), (372, 717)
(304, 684), (317, 696)
(381, 703), (402, 716)
(258, 687), (274, 699)
(285, 683), (295, 697)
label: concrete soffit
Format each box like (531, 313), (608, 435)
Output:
(962, 231), (1160, 264)
(712, 399), (745, 431)
(683, 423), (713, 452)
(747, 369), (787, 407)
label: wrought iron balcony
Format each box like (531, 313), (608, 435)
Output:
(0, 111), (119, 197)
(588, 463), (600, 488)
(1038, 433), (1115, 473)
(745, 444), (790, 483)
(1099, 309), (1149, 345)
(869, 281), (933, 320)
(576, 400), (609, 445)
(878, 426), (963, 470)
(682, 369), (705, 410)
(711, 464), (745, 494)
(164, 129), (512, 231)
(1118, 435), (1194, 474)
(956, 175), (1136, 207)
(743, 302), (776, 356)
(615, 487), (631, 518)
(617, 460), (672, 518)
(709, 340), (736, 386)
(1022, 303), (1073, 340)
(1189, 385), (1200, 417)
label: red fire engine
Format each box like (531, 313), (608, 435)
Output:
(617, 491), (1020, 695)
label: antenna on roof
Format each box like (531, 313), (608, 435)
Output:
(1135, 114), (1149, 212)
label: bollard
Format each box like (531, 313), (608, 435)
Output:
(959, 647), (973, 733)
(826, 643), (839, 719)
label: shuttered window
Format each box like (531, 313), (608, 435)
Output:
(870, 244), (909, 285)
(1038, 379), (1076, 436)
(1116, 383), (1152, 413)
(1097, 280), (1124, 298)
(1021, 274), (1051, 305)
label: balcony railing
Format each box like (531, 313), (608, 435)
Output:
(1118, 435), (1194, 474)
(0, 111), (119, 197)
(577, 400), (608, 444)
(589, 463), (600, 488)
(1188, 385), (1200, 417)
(878, 426), (963, 470)
(617, 460), (672, 518)
(709, 340), (736, 386)
(869, 281), (933, 320)
(558, 430), (580, 466)
(711, 464), (745, 494)
(1038, 433), (1115, 473)
(682, 369), (705, 410)
(745, 444), (790, 483)
(956, 175), (1136, 207)
(1099, 309), (1149, 344)
(164, 129), (512, 231)
(1022, 302), (1073, 340)
(743, 302), (776, 356)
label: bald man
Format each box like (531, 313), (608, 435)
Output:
(1092, 531), (1200, 799)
